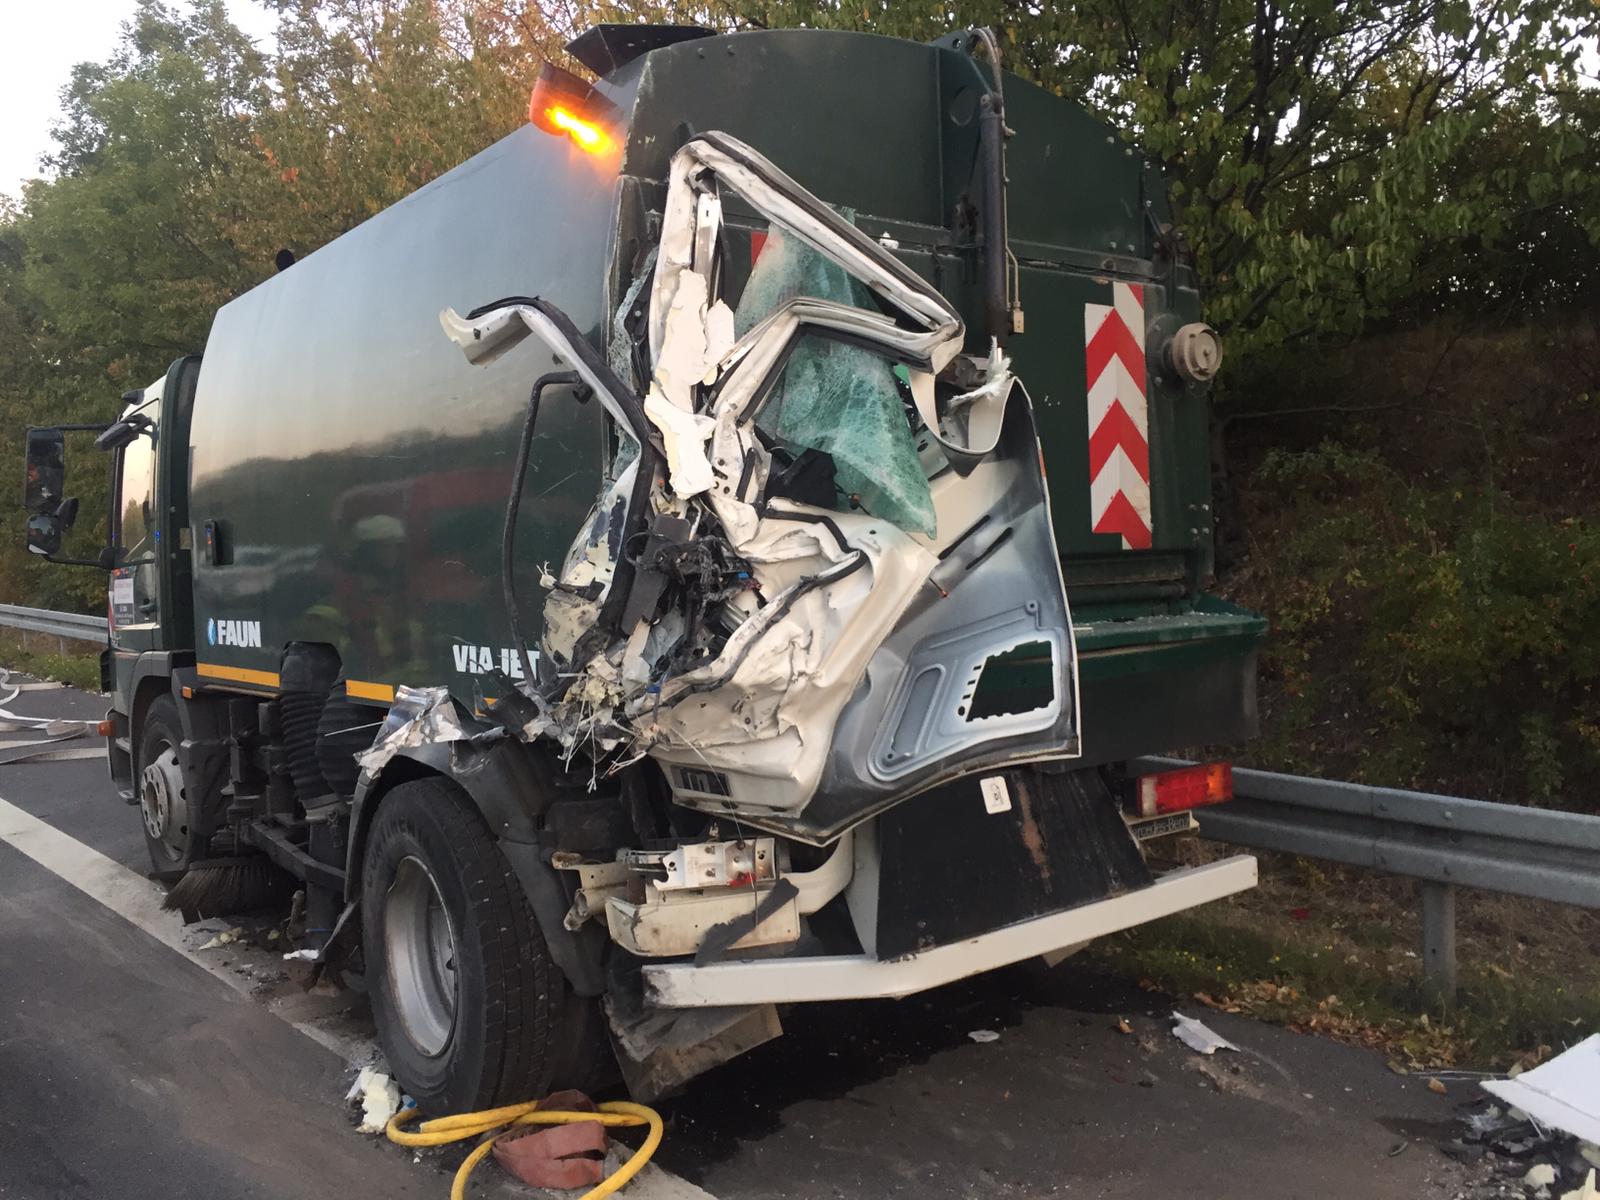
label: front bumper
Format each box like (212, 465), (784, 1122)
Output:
(642, 854), (1257, 1007)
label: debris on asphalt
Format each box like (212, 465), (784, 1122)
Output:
(1468, 1106), (1508, 1137)
(198, 926), (243, 950)
(1483, 1035), (1600, 1145)
(347, 1065), (401, 1134)
(1115, 1018), (1133, 1035)
(1497, 1129), (1550, 1158)
(283, 948), (318, 962)
(1441, 1139), (1487, 1166)
(968, 1029), (1000, 1044)
(1171, 1012), (1239, 1055)
(1429, 1077), (1449, 1095)
(1447, 1039), (1600, 1200)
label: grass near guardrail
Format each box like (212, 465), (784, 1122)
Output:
(1088, 838), (1600, 1070)
(0, 630), (101, 692)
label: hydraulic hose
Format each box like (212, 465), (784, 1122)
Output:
(386, 1098), (663, 1200)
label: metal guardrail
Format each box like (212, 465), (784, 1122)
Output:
(1140, 756), (1600, 1000)
(0, 603), (108, 643)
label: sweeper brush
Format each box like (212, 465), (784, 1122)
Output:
(162, 856), (288, 919)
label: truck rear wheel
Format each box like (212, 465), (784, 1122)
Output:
(361, 777), (562, 1114)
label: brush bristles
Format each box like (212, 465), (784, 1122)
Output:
(163, 859), (287, 917)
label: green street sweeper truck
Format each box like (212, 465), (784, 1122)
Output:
(21, 23), (1264, 1110)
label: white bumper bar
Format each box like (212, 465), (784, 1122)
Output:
(643, 855), (1258, 1007)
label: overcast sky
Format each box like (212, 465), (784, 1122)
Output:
(0, 0), (278, 202)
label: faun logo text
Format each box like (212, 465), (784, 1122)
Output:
(207, 617), (263, 648)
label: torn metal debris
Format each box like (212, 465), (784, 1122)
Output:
(437, 130), (1080, 837)
(354, 685), (466, 776)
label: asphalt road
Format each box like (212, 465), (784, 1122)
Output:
(0, 675), (1484, 1200)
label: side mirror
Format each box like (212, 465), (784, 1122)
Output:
(23, 421), (115, 569)
(26, 512), (62, 557)
(23, 428), (66, 515)
(25, 498), (80, 558)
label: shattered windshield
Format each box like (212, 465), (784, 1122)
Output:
(736, 229), (935, 536)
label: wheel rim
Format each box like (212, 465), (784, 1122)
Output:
(140, 744), (190, 863)
(385, 856), (458, 1057)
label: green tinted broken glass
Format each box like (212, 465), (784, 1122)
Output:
(734, 228), (936, 537)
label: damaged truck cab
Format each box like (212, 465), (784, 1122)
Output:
(23, 24), (1262, 1109)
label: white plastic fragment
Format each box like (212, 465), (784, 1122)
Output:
(347, 1065), (402, 1134)
(1482, 1034), (1600, 1145)
(283, 948), (319, 962)
(701, 300), (735, 384)
(968, 1029), (1000, 1044)
(198, 927), (243, 950)
(643, 389), (717, 496)
(1171, 1012), (1239, 1055)
(1526, 1164), (1558, 1188)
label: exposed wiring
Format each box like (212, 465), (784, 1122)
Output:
(386, 1097), (664, 1200)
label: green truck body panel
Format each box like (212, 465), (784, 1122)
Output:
(145, 27), (1256, 763)
(187, 125), (615, 688)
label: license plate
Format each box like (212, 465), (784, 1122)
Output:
(1125, 811), (1197, 842)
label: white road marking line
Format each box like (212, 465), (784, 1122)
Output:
(0, 793), (719, 1200)
(0, 794), (367, 1059)
(2, 746), (106, 762)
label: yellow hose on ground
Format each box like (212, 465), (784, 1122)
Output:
(387, 1098), (664, 1200)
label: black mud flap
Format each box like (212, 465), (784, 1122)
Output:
(873, 765), (1151, 960)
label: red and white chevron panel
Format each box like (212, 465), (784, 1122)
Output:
(1084, 282), (1152, 549)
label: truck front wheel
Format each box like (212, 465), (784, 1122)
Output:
(362, 777), (562, 1114)
(138, 694), (204, 873)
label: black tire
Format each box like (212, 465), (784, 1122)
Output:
(137, 695), (205, 873)
(362, 777), (563, 1114)
(548, 992), (621, 1095)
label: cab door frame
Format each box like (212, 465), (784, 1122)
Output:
(108, 355), (202, 659)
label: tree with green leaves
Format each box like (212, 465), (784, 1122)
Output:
(727, 0), (1599, 361)
(0, 1), (268, 608)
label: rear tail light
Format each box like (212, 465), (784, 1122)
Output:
(1134, 762), (1232, 818)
